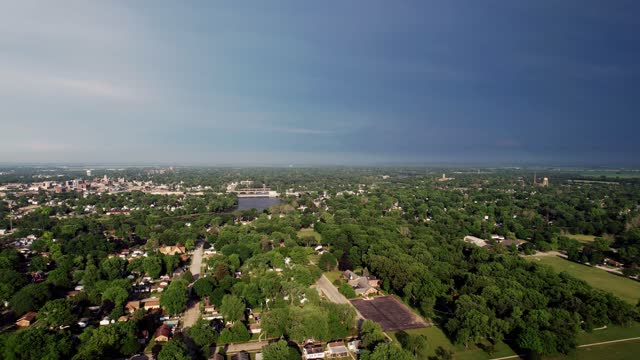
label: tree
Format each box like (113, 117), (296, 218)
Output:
(182, 270), (194, 283)
(220, 295), (245, 322)
(338, 282), (357, 299)
(218, 321), (250, 344)
(102, 286), (129, 307)
(318, 252), (338, 271)
(185, 238), (196, 251)
(0, 269), (27, 303)
(163, 254), (179, 275)
(434, 346), (454, 360)
(29, 256), (49, 272)
(46, 267), (73, 288)
(364, 343), (413, 360)
(75, 322), (139, 359)
(289, 247), (308, 265)
(160, 279), (189, 315)
(396, 330), (428, 358)
(193, 278), (215, 299)
(10, 283), (51, 316)
(38, 299), (75, 328)
(100, 257), (126, 281)
(360, 320), (385, 349)
(144, 256), (163, 279)
(186, 318), (217, 357)
(158, 339), (190, 360)
(82, 261), (101, 289)
(262, 340), (299, 360)
(2, 328), (74, 360)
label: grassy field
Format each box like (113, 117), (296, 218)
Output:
(387, 326), (517, 360)
(544, 340), (640, 360)
(563, 233), (613, 243)
(324, 270), (343, 283)
(297, 228), (322, 242)
(525, 256), (640, 304)
(576, 323), (640, 344)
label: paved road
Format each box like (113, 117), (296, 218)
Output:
(182, 243), (204, 329)
(315, 275), (363, 319)
(316, 275), (350, 304)
(190, 243), (204, 281)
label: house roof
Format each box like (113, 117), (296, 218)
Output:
(343, 270), (358, 280)
(304, 345), (324, 354)
(154, 324), (172, 338)
(327, 341), (348, 354)
(17, 311), (37, 322)
(145, 299), (160, 306)
(125, 300), (140, 310)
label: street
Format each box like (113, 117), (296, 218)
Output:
(182, 242), (204, 329)
(315, 275), (363, 319)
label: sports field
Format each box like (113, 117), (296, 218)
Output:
(351, 296), (428, 331)
(525, 256), (640, 304)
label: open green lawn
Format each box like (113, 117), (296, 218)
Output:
(544, 340), (640, 360)
(387, 326), (517, 360)
(324, 270), (342, 283)
(525, 256), (640, 304)
(576, 323), (640, 345)
(297, 228), (322, 242)
(565, 234), (597, 243)
(563, 233), (613, 243)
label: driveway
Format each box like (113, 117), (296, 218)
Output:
(316, 275), (349, 304)
(315, 275), (363, 319)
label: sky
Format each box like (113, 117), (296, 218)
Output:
(1, 1), (639, 166)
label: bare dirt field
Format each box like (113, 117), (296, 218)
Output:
(351, 296), (429, 331)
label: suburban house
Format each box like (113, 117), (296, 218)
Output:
(159, 244), (186, 256)
(154, 324), (172, 342)
(142, 298), (161, 311)
(343, 270), (379, 297)
(16, 312), (37, 327)
(230, 351), (250, 360)
(500, 239), (524, 249)
(347, 340), (361, 354)
(125, 300), (141, 313)
(463, 235), (490, 248)
(203, 297), (216, 314)
(327, 341), (349, 358)
(249, 323), (261, 334)
(303, 344), (325, 359)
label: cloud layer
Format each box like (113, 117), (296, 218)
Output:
(0, 1), (639, 166)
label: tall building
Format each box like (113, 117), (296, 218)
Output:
(542, 177), (549, 187)
(86, 169), (92, 177)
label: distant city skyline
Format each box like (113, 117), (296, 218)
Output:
(1, 1), (639, 165)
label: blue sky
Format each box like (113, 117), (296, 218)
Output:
(1, 1), (639, 165)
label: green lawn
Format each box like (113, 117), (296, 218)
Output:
(297, 228), (322, 242)
(525, 256), (640, 304)
(324, 270), (342, 283)
(565, 234), (597, 243)
(576, 323), (640, 345)
(544, 340), (640, 360)
(563, 233), (613, 243)
(387, 326), (516, 360)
